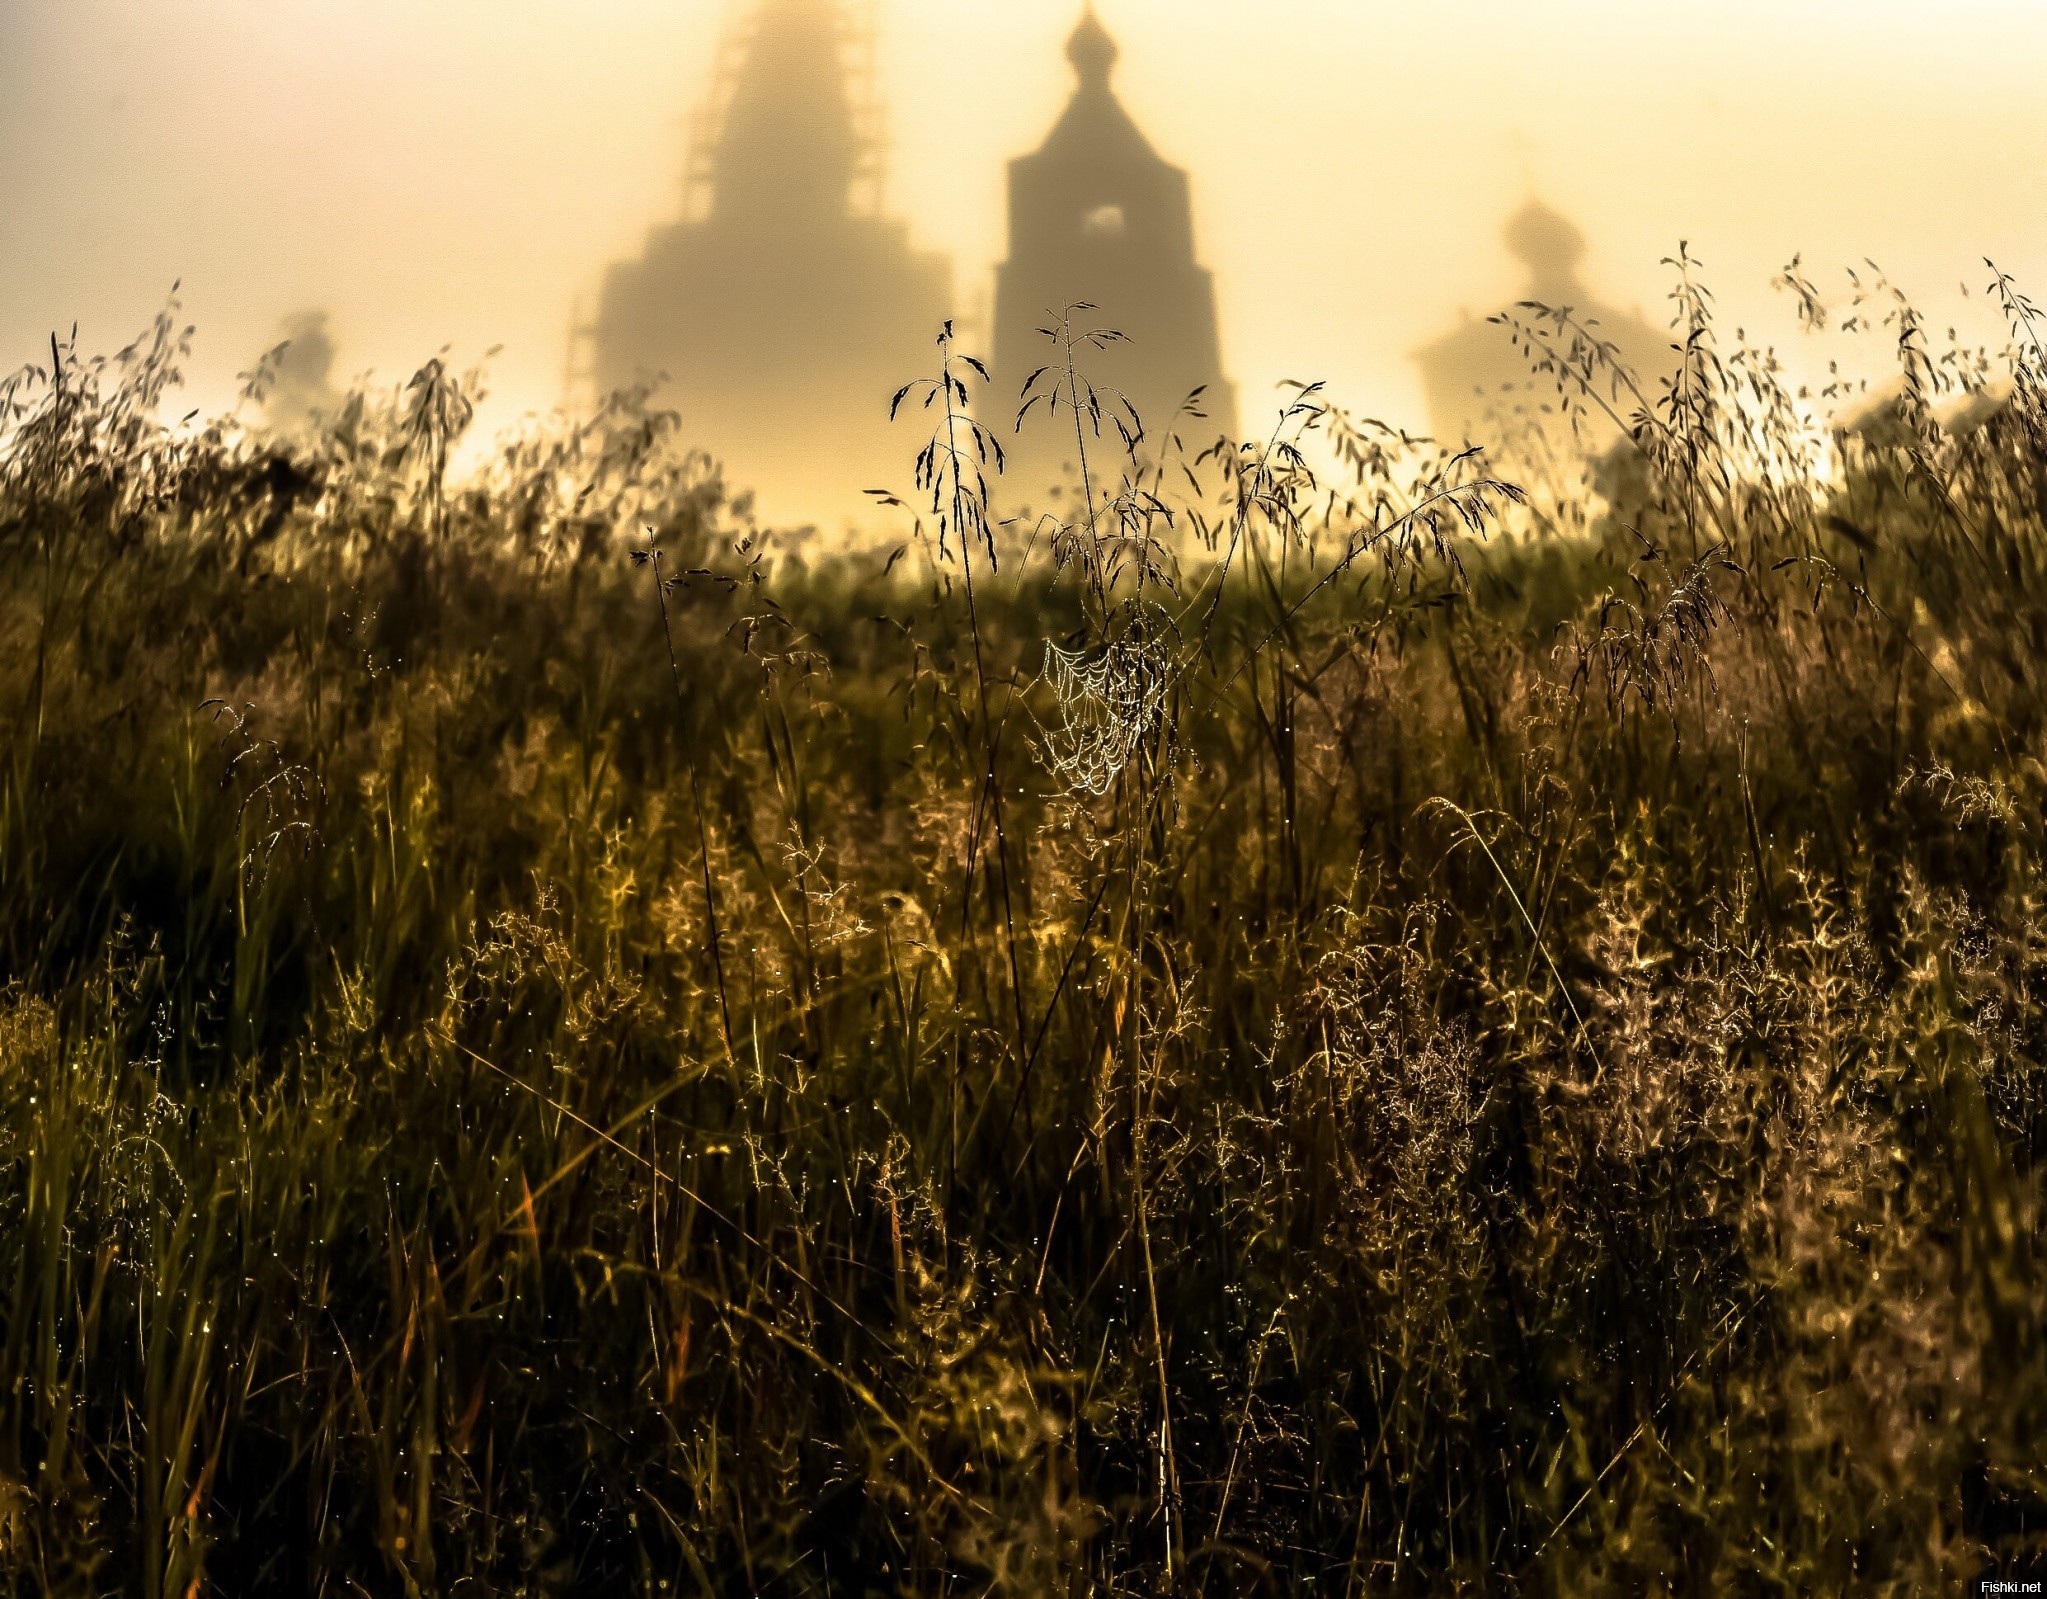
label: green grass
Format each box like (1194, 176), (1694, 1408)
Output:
(0, 282), (2044, 1595)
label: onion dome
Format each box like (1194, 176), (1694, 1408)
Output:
(1067, 7), (1120, 92)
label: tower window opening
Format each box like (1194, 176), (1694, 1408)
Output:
(1081, 203), (1127, 240)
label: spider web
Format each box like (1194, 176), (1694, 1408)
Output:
(1040, 634), (1171, 796)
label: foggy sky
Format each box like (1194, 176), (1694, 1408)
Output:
(5, 0), (2047, 486)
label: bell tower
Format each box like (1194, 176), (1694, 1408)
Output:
(586, 0), (951, 522)
(991, 7), (1237, 502)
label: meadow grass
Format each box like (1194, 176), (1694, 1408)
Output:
(0, 271), (2045, 1594)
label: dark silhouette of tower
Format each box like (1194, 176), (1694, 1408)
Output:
(1413, 198), (1671, 460)
(992, 8), (1237, 502)
(586, 0), (951, 520)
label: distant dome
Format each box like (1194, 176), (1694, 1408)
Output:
(1067, 7), (1119, 91)
(1414, 196), (1673, 455)
(1504, 198), (1587, 286)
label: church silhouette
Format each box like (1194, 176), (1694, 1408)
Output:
(990, 7), (1237, 501)
(585, 7), (1659, 517)
(583, 2), (1235, 518)
(1413, 198), (1672, 462)
(585, 0), (949, 519)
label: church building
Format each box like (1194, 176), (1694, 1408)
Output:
(992, 8), (1238, 502)
(585, 0), (951, 520)
(1413, 199), (1672, 463)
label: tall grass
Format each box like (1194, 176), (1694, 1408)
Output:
(0, 262), (2044, 1594)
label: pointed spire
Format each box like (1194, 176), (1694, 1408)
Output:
(1067, 5), (1119, 93)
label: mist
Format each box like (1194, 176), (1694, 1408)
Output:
(16, 5), (2047, 1587)
(5, 0), (2047, 515)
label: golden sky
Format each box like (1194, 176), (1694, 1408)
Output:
(5, 0), (2047, 455)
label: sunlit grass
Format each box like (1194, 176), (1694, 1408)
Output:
(0, 266), (2044, 1593)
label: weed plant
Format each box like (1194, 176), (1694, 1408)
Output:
(0, 262), (2044, 1595)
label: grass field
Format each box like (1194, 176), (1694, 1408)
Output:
(1, 275), (2045, 1594)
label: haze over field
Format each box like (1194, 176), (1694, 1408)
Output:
(13, 4), (2047, 1589)
(5, 0), (2047, 487)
